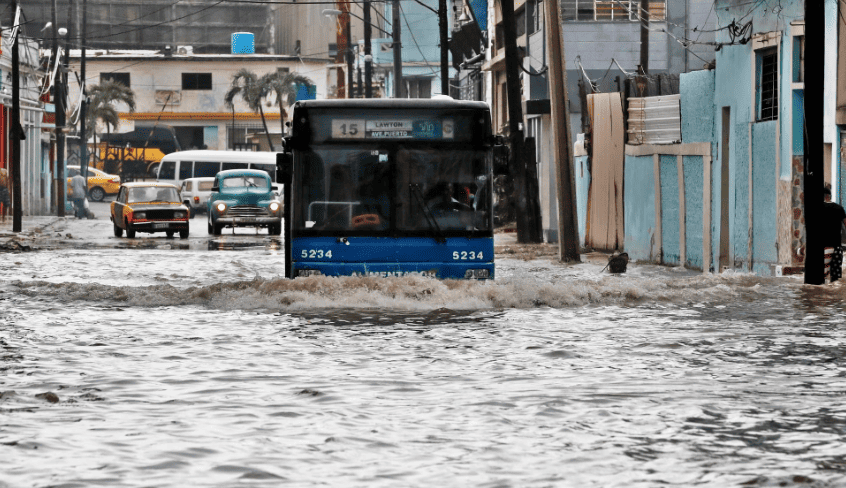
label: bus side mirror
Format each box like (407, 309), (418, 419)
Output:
(276, 152), (292, 183)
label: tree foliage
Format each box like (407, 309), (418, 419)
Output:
(85, 79), (136, 142)
(224, 68), (314, 151)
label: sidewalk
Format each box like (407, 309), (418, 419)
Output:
(0, 216), (66, 237)
(0, 216), (70, 251)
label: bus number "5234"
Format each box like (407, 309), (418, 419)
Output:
(301, 249), (333, 259)
(453, 251), (483, 260)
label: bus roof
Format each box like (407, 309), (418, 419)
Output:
(293, 98), (490, 111)
(160, 150), (278, 163)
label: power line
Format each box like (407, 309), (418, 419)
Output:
(400, 3), (439, 78)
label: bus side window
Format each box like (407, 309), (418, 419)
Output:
(222, 162), (248, 171)
(251, 163), (276, 180)
(195, 161), (221, 178)
(158, 161), (176, 180)
(178, 161), (193, 181)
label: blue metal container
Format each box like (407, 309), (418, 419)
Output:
(231, 32), (255, 54)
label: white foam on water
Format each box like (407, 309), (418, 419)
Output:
(10, 269), (799, 312)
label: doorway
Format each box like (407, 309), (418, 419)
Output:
(719, 107), (731, 271)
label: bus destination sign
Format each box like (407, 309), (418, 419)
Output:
(331, 119), (454, 140)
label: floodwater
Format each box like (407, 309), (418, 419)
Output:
(2, 232), (846, 487)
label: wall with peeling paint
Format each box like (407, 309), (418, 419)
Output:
(623, 155), (656, 262)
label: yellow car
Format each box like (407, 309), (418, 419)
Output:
(110, 182), (190, 239)
(67, 165), (121, 202)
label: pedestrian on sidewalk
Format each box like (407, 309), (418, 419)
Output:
(0, 168), (9, 222)
(70, 172), (87, 219)
(823, 186), (846, 282)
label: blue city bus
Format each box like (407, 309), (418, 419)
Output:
(278, 98), (498, 279)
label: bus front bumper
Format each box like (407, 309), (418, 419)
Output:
(292, 262), (494, 280)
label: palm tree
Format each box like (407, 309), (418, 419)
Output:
(85, 80), (136, 164)
(258, 71), (314, 139)
(224, 69), (275, 150)
(225, 69), (315, 151)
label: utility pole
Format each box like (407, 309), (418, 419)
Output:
(346, 15), (353, 98)
(547, 0), (579, 261)
(500, 0), (540, 243)
(52, 0), (66, 217)
(69, 0), (77, 168)
(639, 0), (650, 74)
(364, 0), (372, 98)
(11, 1), (22, 232)
(804, 0), (823, 284)
(80, 0), (88, 180)
(393, 0), (402, 98)
(439, 0), (448, 95)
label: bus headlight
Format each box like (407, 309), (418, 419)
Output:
(297, 269), (323, 277)
(269, 202), (280, 212)
(215, 202), (227, 213)
(464, 269), (490, 279)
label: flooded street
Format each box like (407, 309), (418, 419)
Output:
(2, 214), (846, 487)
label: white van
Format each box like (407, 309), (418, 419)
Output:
(156, 150), (278, 188)
(179, 177), (216, 215)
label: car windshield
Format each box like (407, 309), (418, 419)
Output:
(128, 187), (179, 203)
(198, 181), (214, 191)
(221, 176), (269, 191)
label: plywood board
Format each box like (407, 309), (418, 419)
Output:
(586, 92), (625, 251)
(611, 93), (625, 250)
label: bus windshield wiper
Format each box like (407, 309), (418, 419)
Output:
(410, 184), (445, 243)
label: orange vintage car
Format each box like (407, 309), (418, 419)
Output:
(110, 182), (190, 239)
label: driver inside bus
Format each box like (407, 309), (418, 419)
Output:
(426, 182), (471, 212)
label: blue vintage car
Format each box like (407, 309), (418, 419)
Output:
(207, 169), (282, 235)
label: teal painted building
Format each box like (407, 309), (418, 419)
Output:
(623, 2), (806, 275)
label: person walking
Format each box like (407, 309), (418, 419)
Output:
(823, 186), (846, 282)
(70, 172), (87, 219)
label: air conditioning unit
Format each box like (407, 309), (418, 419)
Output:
(155, 90), (181, 105)
(176, 45), (193, 55)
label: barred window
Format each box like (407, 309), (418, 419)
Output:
(757, 48), (778, 121)
(560, 0), (666, 22)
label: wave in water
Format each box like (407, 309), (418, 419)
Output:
(9, 271), (794, 311)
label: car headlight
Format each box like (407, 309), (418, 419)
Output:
(173, 211), (187, 219)
(134, 212), (146, 220)
(215, 202), (227, 213)
(269, 202), (280, 212)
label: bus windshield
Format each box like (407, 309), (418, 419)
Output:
(294, 144), (492, 233)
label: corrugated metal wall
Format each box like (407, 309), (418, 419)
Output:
(627, 94), (681, 145)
